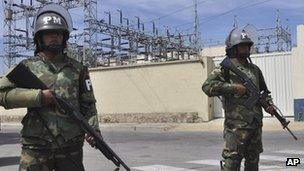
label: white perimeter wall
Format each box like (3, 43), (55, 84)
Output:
(89, 59), (214, 121)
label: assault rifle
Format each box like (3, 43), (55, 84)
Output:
(220, 57), (298, 140)
(6, 63), (130, 171)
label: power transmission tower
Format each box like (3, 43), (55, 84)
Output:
(2, 0), (199, 68)
(83, 0), (98, 66)
(255, 9), (291, 53)
(193, 0), (202, 56)
(3, 0), (36, 68)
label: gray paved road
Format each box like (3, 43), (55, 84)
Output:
(0, 124), (303, 171)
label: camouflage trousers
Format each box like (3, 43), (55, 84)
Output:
(221, 127), (263, 171)
(19, 146), (85, 171)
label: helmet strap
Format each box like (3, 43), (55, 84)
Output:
(248, 57), (253, 63)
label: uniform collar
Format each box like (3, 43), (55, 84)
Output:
(38, 52), (65, 63)
(230, 58), (249, 67)
(50, 53), (65, 63)
(38, 52), (73, 73)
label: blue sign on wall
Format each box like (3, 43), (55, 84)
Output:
(294, 99), (304, 121)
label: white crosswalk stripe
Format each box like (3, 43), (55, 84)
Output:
(260, 155), (290, 162)
(187, 159), (219, 166)
(132, 158), (302, 171)
(0, 144), (21, 158)
(0, 144), (21, 171)
(1, 145), (303, 171)
(275, 150), (304, 155)
(0, 165), (19, 171)
(186, 159), (287, 170)
(259, 165), (283, 169)
(132, 165), (198, 171)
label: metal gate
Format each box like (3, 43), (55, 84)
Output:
(212, 52), (293, 118)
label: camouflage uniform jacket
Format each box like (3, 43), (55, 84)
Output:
(0, 53), (100, 148)
(202, 58), (273, 128)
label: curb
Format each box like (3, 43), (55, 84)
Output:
(1, 118), (302, 132)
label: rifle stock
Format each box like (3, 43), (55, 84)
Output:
(6, 63), (131, 171)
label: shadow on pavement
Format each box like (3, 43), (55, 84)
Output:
(0, 156), (20, 167)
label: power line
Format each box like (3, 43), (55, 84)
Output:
(174, 0), (253, 29)
(142, 0), (210, 24)
(177, 0), (274, 32)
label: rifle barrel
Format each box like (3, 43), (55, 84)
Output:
(285, 126), (298, 140)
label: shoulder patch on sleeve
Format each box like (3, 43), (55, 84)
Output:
(85, 79), (93, 91)
(79, 66), (94, 93)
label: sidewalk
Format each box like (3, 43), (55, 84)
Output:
(102, 118), (304, 132)
(1, 118), (303, 132)
(172, 118), (304, 132)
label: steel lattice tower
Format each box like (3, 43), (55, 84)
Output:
(193, 0), (202, 55)
(83, 0), (98, 66)
(2, 0), (200, 69)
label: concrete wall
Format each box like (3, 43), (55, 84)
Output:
(0, 58), (215, 123)
(292, 25), (304, 99)
(0, 25), (303, 123)
(291, 25), (304, 120)
(0, 59), (213, 122)
(201, 45), (225, 57)
(90, 59), (214, 122)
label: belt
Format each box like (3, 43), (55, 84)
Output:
(22, 142), (83, 154)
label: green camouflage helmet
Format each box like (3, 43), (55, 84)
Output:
(225, 27), (254, 51)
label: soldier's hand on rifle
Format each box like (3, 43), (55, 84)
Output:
(42, 89), (55, 106)
(85, 131), (103, 148)
(265, 105), (276, 116)
(233, 84), (247, 96)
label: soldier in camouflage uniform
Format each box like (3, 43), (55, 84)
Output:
(202, 28), (277, 171)
(0, 4), (100, 171)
